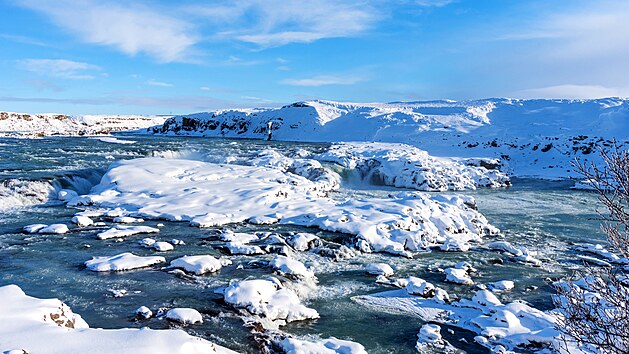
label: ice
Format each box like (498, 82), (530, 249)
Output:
(170, 255), (224, 275)
(92, 136), (137, 144)
(224, 242), (265, 255)
(71, 215), (94, 227)
(444, 262), (475, 285)
(575, 243), (628, 264)
(316, 142), (510, 191)
(365, 263), (394, 277)
(222, 278), (319, 326)
(38, 223), (69, 234)
(415, 324), (456, 352)
(218, 230), (259, 243)
(270, 255), (315, 279)
(0, 284), (237, 353)
(97, 225), (160, 240)
(71, 158), (498, 256)
(490, 280), (515, 292)
(166, 308), (203, 325)
(287, 233), (322, 251)
(23, 223), (47, 233)
(488, 241), (542, 267)
(84, 252), (166, 272)
(278, 336), (367, 354)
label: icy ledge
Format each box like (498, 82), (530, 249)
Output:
(316, 142), (510, 191)
(70, 158), (498, 256)
(0, 284), (237, 354)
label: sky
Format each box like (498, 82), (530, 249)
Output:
(1, 0), (628, 114)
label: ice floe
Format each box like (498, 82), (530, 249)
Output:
(0, 284), (236, 353)
(71, 215), (94, 227)
(23, 223), (47, 233)
(84, 252), (166, 271)
(70, 158), (498, 256)
(38, 223), (69, 234)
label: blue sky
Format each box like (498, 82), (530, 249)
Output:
(1, 0), (628, 114)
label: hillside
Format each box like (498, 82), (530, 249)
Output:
(150, 98), (629, 178)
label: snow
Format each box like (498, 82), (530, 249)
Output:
(354, 288), (560, 353)
(316, 142), (510, 191)
(152, 241), (174, 252)
(150, 98), (629, 179)
(70, 158), (498, 256)
(224, 242), (265, 255)
(365, 263), (394, 277)
(415, 324), (456, 352)
(490, 280), (515, 292)
(444, 262), (476, 285)
(270, 255), (315, 279)
(287, 233), (321, 251)
(0, 284), (237, 354)
(71, 215), (94, 227)
(170, 255), (224, 275)
(487, 241), (542, 267)
(0, 111), (167, 137)
(218, 230), (259, 243)
(91, 136), (137, 144)
(222, 278), (319, 326)
(38, 223), (69, 234)
(165, 308), (203, 325)
(113, 216), (144, 223)
(135, 306), (153, 319)
(278, 336), (367, 354)
(23, 223), (47, 233)
(84, 252), (166, 272)
(97, 225), (160, 240)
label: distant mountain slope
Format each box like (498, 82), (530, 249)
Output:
(0, 112), (168, 137)
(150, 98), (629, 178)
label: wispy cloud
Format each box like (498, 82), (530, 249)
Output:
(191, 0), (379, 47)
(17, 59), (101, 80)
(16, 0), (198, 63)
(515, 84), (629, 99)
(282, 74), (366, 87)
(0, 33), (50, 47)
(146, 79), (173, 87)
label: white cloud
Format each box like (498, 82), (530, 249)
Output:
(146, 80), (173, 87)
(17, 0), (198, 63)
(282, 74), (365, 87)
(17, 59), (101, 80)
(192, 0), (379, 47)
(515, 84), (629, 99)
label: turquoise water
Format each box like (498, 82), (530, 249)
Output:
(0, 135), (604, 353)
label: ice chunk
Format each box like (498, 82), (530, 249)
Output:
(278, 336), (367, 354)
(113, 216), (144, 223)
(224, 242), (265, 255)
(23, 223), (47, 233)
(135, 306), (152, 319)
(152, 241), (174, 252)
(84, 252), (165, 272)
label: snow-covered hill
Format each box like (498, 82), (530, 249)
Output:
(150, 98), (629, 178)
(0, 111), (168, 137)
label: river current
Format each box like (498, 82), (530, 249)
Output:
(0, 135), (603, 353)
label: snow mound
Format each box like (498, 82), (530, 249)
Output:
(166, 308), (203, 325)
(222, 278), (319, 326)
(70, 158), (498, 256)
(270, 255), (315, 279)
(84, 252), (165, 272)
(316, 142), (509, 191)
(97, 225), (160, 240)
(170, 255), (224, 275)
(0, 284), (236, 353)
(278, 336), (367, 354)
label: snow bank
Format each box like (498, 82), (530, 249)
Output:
(151, 98), (629, 179)
(278, 336), (367, 354)
(0, 284), (237, 353)
(316, 142), (509, 191)
(222, 278), (319, 326)
(71, 158), (498, 256)
(0, 111), (167, 137)
(84, 252), (166, 271)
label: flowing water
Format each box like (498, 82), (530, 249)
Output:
(0, 135), (604, 353)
